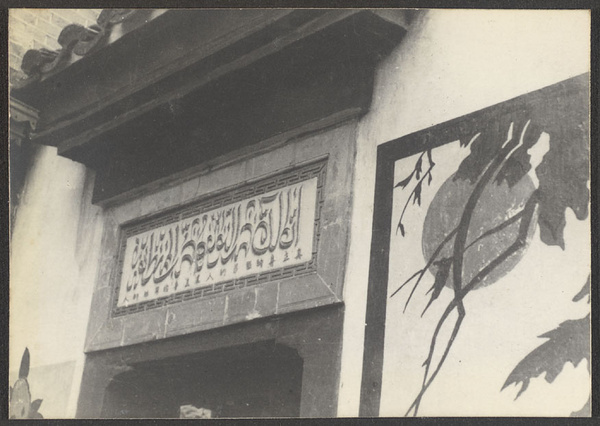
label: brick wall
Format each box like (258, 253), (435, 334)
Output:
(9, 9), (102, 83)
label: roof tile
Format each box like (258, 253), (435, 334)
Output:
(13, 9), (146, 88)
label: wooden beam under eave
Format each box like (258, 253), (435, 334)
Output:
(14, 9), (318, 147)
(13, 9), (410, 203)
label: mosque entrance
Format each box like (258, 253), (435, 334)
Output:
(100, 342), (303, 418)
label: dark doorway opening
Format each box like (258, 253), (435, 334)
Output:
(100, 341), (303, 418)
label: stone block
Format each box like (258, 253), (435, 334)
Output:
(278, 274), (337, 314)
(250, 143), (295, 179)
(165, 296), (226, 338)
(110, 198), (142, 225)
(255, 282), (279, 317)
(85, 316), (124, 352)
(89, 285), (113, 319)
(85, 286), (116, 350)
(139, 184), (182, 217)
(100, 212), (120, 243)
(292, 137), (323, 166)
(96, 251), (118, 290)
(225, 288), (256, 323)
(179, 176), (201, 203)
(199, 160), (247, 196)
(121, 309), (167, 346)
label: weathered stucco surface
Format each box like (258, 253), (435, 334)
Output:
(9, 8), (590, 418)
(337, 8), (590, 416)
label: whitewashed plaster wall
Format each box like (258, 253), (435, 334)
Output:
(338, 9), (590, 416)
(8, 8), (590, 419)
(10, 146), (104, 418)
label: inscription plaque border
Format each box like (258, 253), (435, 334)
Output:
(111, 159), (327, 317)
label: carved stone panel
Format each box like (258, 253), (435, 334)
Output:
(112, 160), (326, 317)
(85, 120), (356, 353)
